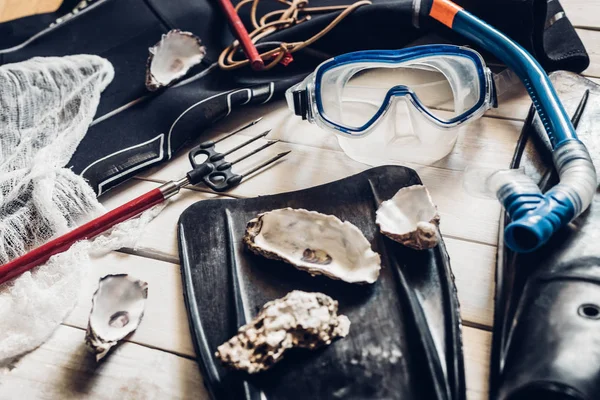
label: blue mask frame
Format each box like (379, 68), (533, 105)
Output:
(313, 45), (496, 134)
(287, 44), (498, 138)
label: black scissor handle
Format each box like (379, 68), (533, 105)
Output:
(187, 142), (244, 192)
(203, 169), (243, 192)
(186, 161), (242, 192)
(188, 142), (220, 169)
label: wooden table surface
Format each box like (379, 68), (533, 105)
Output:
(0, 1), (599, 399)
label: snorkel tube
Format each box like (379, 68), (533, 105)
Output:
(421, 0), (597, 253)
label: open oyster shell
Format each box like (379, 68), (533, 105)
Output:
(85, 274), (148, 361)
(244, 208), (381, 284)
(215, 290), (350, 373)
(376, 185), (440, 250)
(145, 29), (206, 91)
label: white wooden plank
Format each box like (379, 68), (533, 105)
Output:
(0, 324), (208, 400)
(562, 0), (600, 30)
(445, 239), (495, 328)
(579, 28), (600, 78)
(0, 320), (490, 400)
(464, 327), (492, 400)
(0, 0), (60, 22)
(63, 251), (195, 358)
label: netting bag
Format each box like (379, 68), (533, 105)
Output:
(0, 55), (161, 362)
(0, 55), (113, 262)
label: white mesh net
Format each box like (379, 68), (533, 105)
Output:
(0, 55), (113, 263)
(0, 55), (162, 363)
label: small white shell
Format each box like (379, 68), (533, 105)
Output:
(145, 29), (206, 91)
(376, 185), (440, 250)
(244, 208), (381, 284)
(85, 274), (148, 361)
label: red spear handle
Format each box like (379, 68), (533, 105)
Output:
(0, 178), (187, 285)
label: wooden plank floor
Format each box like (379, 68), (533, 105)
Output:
(1, 1), (599, 399)
(0, 0), (62, 22)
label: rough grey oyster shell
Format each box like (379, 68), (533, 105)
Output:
(215, 290), (350, 373)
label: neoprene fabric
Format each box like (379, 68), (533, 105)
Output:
(0, 0), (589, 195)
(493, 71), (600, 400)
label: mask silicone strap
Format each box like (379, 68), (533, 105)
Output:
(424, 0), (597, 252)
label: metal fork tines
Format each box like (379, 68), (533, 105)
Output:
(186, 118), (291, 192)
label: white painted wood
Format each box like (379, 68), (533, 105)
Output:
(464, 328), (492, 400)
(445, 240), (496, 328)
(57, 244), (493, 366)
(0, 325), (209, 400)
(2, 312), (488, 400)
(578, 29), (600, 78)
(562, 0), (600, 30)
(100, 179), (219, 262)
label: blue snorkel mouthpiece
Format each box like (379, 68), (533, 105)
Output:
(488, 140), (595, 252)
(424, 0), (597, 252)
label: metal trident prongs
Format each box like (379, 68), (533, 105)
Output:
(0, 117), (291, 285)
(185, 120), (291, 192)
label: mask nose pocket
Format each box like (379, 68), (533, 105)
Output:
(388, 98), (417, 143)
(337, 96), (461, 165)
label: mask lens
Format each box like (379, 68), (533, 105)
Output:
(320, 64), (387, 130)
(409, 55), (482, 120)
(318, 54), (483, 131)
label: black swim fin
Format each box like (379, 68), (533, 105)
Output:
(491, 71), (600, 400)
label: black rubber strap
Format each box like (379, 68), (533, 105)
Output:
(292, 89), (309, 120)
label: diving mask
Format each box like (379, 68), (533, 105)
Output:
(286, 44), (498, 164)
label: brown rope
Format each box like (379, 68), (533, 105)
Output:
(218, 0), (371, 71)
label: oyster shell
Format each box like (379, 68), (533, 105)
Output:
(244, 208), (381, 284)
(376, 185), (440, 250)
(85, 274), (148, 361)
(215, 290), (350, 373)
(145, 29), (206, 91)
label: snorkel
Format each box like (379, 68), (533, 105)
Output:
(422, 0), (597, 252)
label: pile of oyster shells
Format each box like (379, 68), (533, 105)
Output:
(216, 184), (440, 373)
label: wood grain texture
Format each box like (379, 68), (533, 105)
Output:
(0, 0), (62, 22)
(0, 249), (490, 400)
(63, 251), (196, 357)
(0, 325), (209, 400)
(562, 0), (600, 30)
(578, 29), (600, 78)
